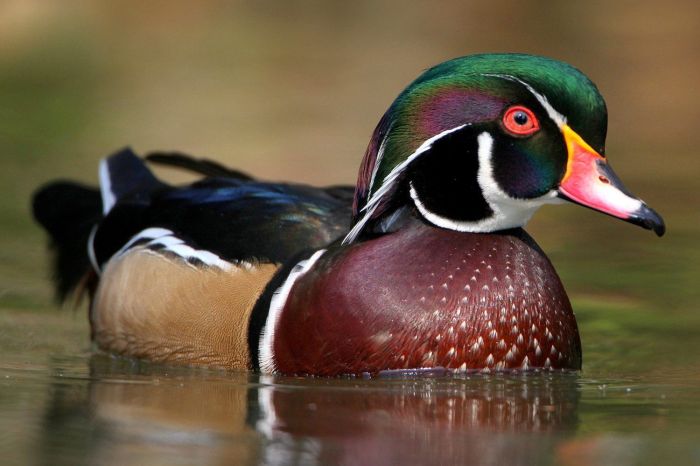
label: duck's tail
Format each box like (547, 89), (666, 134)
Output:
(32, 148), (167, 302)
(32, 181), (102, 302)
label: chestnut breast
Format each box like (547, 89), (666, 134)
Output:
(273, 222), (581, 375)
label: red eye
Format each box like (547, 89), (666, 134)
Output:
(502, 106), (540, 136)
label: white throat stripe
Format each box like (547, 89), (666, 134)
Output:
(409, 131), (558, 233)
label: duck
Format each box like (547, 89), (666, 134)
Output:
(33, 53), (664, 376)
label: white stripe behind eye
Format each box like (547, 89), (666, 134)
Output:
(482, 73), (567, 127)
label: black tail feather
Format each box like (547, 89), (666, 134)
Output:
(100, 148), (165, 212)
(32, 181), (102, 302)
(145, 151), (255, 180)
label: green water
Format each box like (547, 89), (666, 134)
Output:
(3, 354), (700, 465)
(1, 1), (699, 465)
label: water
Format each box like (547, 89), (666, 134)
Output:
(4, 355), (700, 465)
(1, 1), (699, 465)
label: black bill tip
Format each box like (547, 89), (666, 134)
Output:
(629, 204), (666, 237)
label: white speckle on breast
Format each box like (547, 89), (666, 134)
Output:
(521, 356), (530, 370)
(370, 331), (393, 345)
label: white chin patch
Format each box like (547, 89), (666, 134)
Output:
(410, 131), (558, 233)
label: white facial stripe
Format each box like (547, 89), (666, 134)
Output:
(409, 132), (557, 233)
(409, 182), (478, 231)
(476, 132), (559, 225)
(343, 124), (468, 244)
(259, 249), (327, 373)
(98, 158), (117, 215)
(483, 73), (567, 127)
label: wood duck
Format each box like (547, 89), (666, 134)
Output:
(33, 53), (664, 376)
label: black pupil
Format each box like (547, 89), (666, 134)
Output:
(514, 111), (528, 125)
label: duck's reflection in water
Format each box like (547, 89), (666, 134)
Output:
(254, 372), (579, 465)
(43, 357), (580, 465)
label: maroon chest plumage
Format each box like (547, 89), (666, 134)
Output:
(271, 222), (581, 376)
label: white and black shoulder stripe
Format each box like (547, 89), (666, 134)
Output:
(91, 227), (247, 273)
(254, 249), (326, 373)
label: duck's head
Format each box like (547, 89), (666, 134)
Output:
(345, 53), (664, 243)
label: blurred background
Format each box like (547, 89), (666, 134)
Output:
(1, 1), (699, 464)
